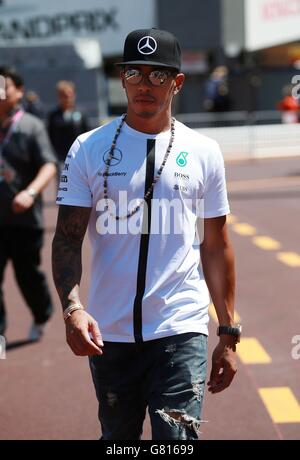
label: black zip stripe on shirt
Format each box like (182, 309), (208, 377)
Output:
(133, 139), (156, 343)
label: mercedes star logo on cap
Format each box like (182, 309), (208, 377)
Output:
(137, 36), (157, 55)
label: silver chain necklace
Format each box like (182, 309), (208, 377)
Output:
(103, 114), (175, 220)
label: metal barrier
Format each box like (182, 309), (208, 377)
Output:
(89, 111), (300, 161)
(176, 110), (291, 128)
(176, 111), (300, 160)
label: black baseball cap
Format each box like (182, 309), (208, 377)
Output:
(116, 28), (181, 71)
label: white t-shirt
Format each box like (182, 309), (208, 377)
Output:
(56, 117), (230, 342)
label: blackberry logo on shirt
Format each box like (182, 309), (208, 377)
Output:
(176, 152), (188, 167)
(98, 171), (127, 177)
(103, 148), (123, 166)
(60, 175), (68, 183)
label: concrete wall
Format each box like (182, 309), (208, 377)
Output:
(157, 0), (222, 50)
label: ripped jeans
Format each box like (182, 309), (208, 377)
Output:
(89, 332), (207, 440)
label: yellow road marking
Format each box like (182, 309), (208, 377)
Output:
(226, 214), (238, 224)
(252, 236), (281, 251)
(276, 252), (300, 267)
(237, 338), (271, 364)
(208, 303), (241, 324)
(259, 387), (300, 423)
(234, 310), (241, 323)
(232, 223), (257, 236)
(208, 303), (218, 323)
(228, 176), (300, 192)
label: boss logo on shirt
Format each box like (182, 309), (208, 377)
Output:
(63, 163), (69, 171)
(103, 148), (123, 166)
(174, 172), (190, 181)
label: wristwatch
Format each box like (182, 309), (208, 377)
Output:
(217, 324), (242, 343)
(26, 187), (37, 199)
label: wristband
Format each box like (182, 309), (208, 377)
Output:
(63, 304), (85, 322)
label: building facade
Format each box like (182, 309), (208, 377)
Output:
(1, 0), (299, 120)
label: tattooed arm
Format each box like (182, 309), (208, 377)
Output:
(52, 205), (103, 356)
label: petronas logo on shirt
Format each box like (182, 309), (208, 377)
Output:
(176, 152), (188, 167)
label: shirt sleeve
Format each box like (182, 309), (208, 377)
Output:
(203, 141), (230, 218)
(31, 120), (57, 168)
(56, 138), (92, 207)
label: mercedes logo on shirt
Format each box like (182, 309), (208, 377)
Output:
(103, 148), (123, 166)
(137, 36), (157, 55)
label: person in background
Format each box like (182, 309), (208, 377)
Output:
(23, 90), (45, 120)
(203, 66), (231, 112)
(276, 84), (300, 124)
(48, 80), (89, 183)
(0, 66), (56, 341)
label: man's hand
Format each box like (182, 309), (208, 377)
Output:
(65, 310), (104, 356)
(12, 190), (34, 213)
(207, 338), (237, 394)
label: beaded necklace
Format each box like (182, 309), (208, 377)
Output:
(103, 114), (175, 220)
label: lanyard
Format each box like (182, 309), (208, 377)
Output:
(0, 109), (24, 157)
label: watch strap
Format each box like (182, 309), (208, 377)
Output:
(217, 325), (242, 342)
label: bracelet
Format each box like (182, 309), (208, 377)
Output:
(63, 304), (85, 322)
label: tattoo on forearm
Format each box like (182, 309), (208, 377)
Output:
(52, 205), (91, 310)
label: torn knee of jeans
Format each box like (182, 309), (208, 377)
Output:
(165, 344), (177, 353)
(155, 408), (201, 433)
(192, 382), (204, 402)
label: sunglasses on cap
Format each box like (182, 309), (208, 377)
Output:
(123, 68), (176, 86)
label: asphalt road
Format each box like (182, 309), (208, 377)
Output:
(1, 156), (299, 440)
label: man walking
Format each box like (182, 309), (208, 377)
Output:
(52, 28), (239, 440)
(48, 80), (89, 184)
(0, 66), (56, 341)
